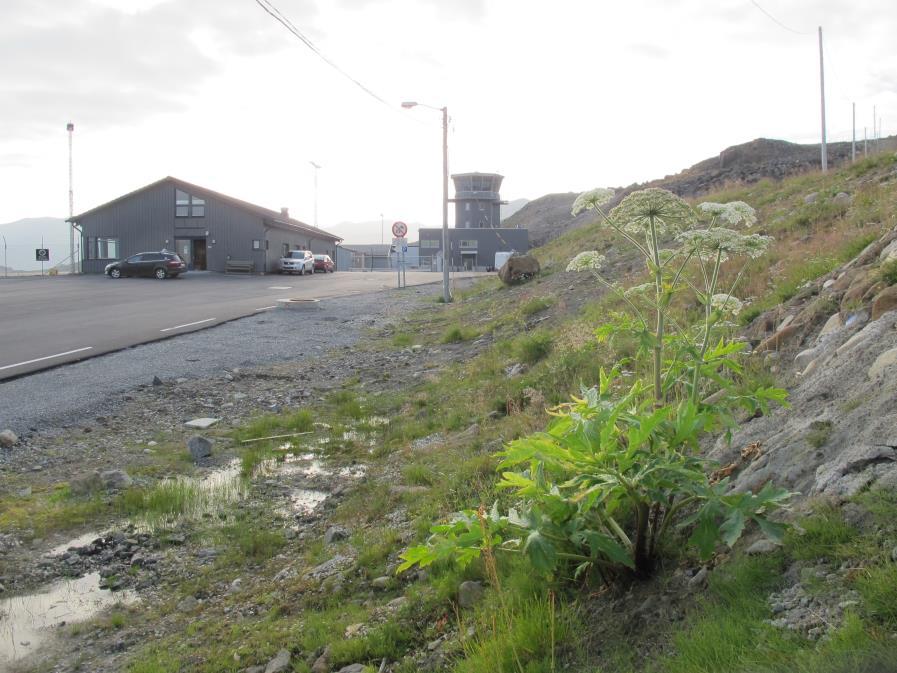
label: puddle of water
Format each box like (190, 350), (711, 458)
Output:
(48, 531), (108, 557)
(0, 572), (137, 668)
(135, 460), (247, 531)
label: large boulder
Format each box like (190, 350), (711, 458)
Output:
(187, 436), (213, 462)
(498, 255), (540, 285)
(0, 429), (18, 448)
(871, 286), (897, 320)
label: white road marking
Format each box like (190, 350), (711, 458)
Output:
(160, 318), (216, 333)
(268, 286), (292, 290)
(255, 306), (277, 311)
(0, 346), (94, 371)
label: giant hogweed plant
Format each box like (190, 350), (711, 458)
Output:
(400, 189), (791, 580)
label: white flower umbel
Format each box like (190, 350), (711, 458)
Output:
(676, 228), (772, 260)
(698, 201), (757, 227)
(710, 293), (744, 316)
(609, 188), (696, 236)
(566, 251), (606, 272)
(571, 188), (615, 216)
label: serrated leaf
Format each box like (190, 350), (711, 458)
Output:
(689, 514), (719, 560)
(719, 509), (745, 548)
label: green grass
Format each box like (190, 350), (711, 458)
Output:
(441, 325), (478, 344)
(402, 463), (436, 486)
(879, 259), (897, 286)
(519, 296), (556, 317)
(234, 408), (315, 441)
(392, 332), (414, 347)
(785, 506), (857, 561)
(806, 420), (834, 448)
(515, 332), (553, 365)
(329, 390), (366, 420)
(855, 562), (897, 626)
(220, 522), (285, 562)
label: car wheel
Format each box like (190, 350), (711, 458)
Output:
(154, 268), (167, 280)
(109, 268), (121, 278)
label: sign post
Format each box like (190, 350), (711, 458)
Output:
(391, 222), (409, 289)
(36, 247), (50, 276)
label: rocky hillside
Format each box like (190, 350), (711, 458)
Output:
(507, 136), (897, 246)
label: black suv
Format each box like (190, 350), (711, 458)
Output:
(105, 252), (187, 279)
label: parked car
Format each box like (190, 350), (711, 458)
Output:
(279, 250), (314, 275)
(105, 252), (186, 279)
(314, 254), (334, 273)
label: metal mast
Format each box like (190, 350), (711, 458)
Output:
(67, 122), (75, 272)
(818, 27), (827, 173)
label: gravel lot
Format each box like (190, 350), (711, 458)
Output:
(0, 286), (436, 435)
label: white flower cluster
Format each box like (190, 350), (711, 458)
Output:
(676, 227), (772, 260)
(698, 201), (757, 227)
(623, 282), (654, 297)
(571, 188), (615, 216)
(710, 293), (744, 316)
(609, 188), (696, 235)
(566, 251), (606, 272)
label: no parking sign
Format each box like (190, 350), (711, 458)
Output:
(35, 249), (49, 262)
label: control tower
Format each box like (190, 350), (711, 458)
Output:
(452, 172), (504, 229)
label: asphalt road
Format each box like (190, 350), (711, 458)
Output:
(0, 270), (482, 380)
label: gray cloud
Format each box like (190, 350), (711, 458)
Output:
(336, 0), (485, 18)
(0, 0), (316, 140)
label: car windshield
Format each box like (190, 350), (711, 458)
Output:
(288, 251), (309, 259)
(314, 255), (324, 260)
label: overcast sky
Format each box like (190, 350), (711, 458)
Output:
(2, 0), (895, 237)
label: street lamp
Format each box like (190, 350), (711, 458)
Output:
(401, 101), (451, 303)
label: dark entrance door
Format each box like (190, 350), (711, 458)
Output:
(193, 239), (207, 271)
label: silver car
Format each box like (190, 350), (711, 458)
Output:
(280, 250), (314, 275)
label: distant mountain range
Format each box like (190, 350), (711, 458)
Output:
(0, 217), (71, 271)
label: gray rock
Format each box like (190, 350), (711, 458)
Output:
(324, 526), (348, 545)
(70, 470), (103, 495)
(371, 576), (391, 590)
(0, 429), (18, 448)
(177, 596), (198, 612)
(185, 417), (220, 429)
(187, 436), (213, 461)
(814, 445), (897, 496)
(336, 665), (366, 673)
(101, 469), (133, 490)
(868, 347), (897, 379)
(833, 192), (852, 207)
(245, 667), (265, 673)
(747, 539), (780, 555)
(152, 376), (163, 386)
(689, 566), (709, 587)
(804, 192), (819, 204)
(458, 580), (484, 608)
(794, 348), (819, 369)
(264, 649), (291, 673)
(310, 649), (330, 673)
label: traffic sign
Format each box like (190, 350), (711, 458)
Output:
(391, 221), (408, 238)
(35, 248), (49, 262)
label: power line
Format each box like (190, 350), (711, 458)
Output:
(748, 0), (814, 36)
(253, 0), (393, 108)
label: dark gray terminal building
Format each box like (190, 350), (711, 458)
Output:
(418, 172), (528, 271)
(69, 176), (341, 274)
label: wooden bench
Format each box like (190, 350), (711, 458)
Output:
(225, 259), (255, 274)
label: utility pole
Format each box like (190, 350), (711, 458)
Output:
(380, 213), (384, 245)
(818, 27), (827, 173)
(852, 103), (856, 162)
(309, 161), (321, 228)
(864, 127), (868, 157)
(67, 122), (75, 273)
(441, 105), (450, 303)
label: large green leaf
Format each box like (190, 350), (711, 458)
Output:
(523, 531), (558, 573)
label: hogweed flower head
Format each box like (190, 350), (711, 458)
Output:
(571, 188), (615, 216)
(566, 251), (606, 272)
(609, 188), (696, 236)
(698, 201), (757, 227)
(710, 293), (744, 316)
(676, 227), (772, 260)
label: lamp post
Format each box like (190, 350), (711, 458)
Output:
(401, 101), (451, 303)
(380, 213), (384, 245)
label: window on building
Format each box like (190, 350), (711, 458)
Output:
(282, 243), (289, 257)
(420, 239), (440, 248)
(176, 189), (206, 217)
(465, 203), (470, 211)
(479, 202), (486, 211)
(85, 237), (120, 260)
(252, 239), (261, 250)
(459, 239), (478, 249)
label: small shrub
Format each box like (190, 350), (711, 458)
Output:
(519, 296), (555, 317)
(878, 260), (897, 286)
(806, 420), (834, 448)
(392, 332), (414, 347)
(223, 525), (284, 561)
(515, 332), (553, 365)
(441, 326), (476, 343)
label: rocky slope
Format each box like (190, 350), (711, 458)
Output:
(506, 136), (897, 246)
